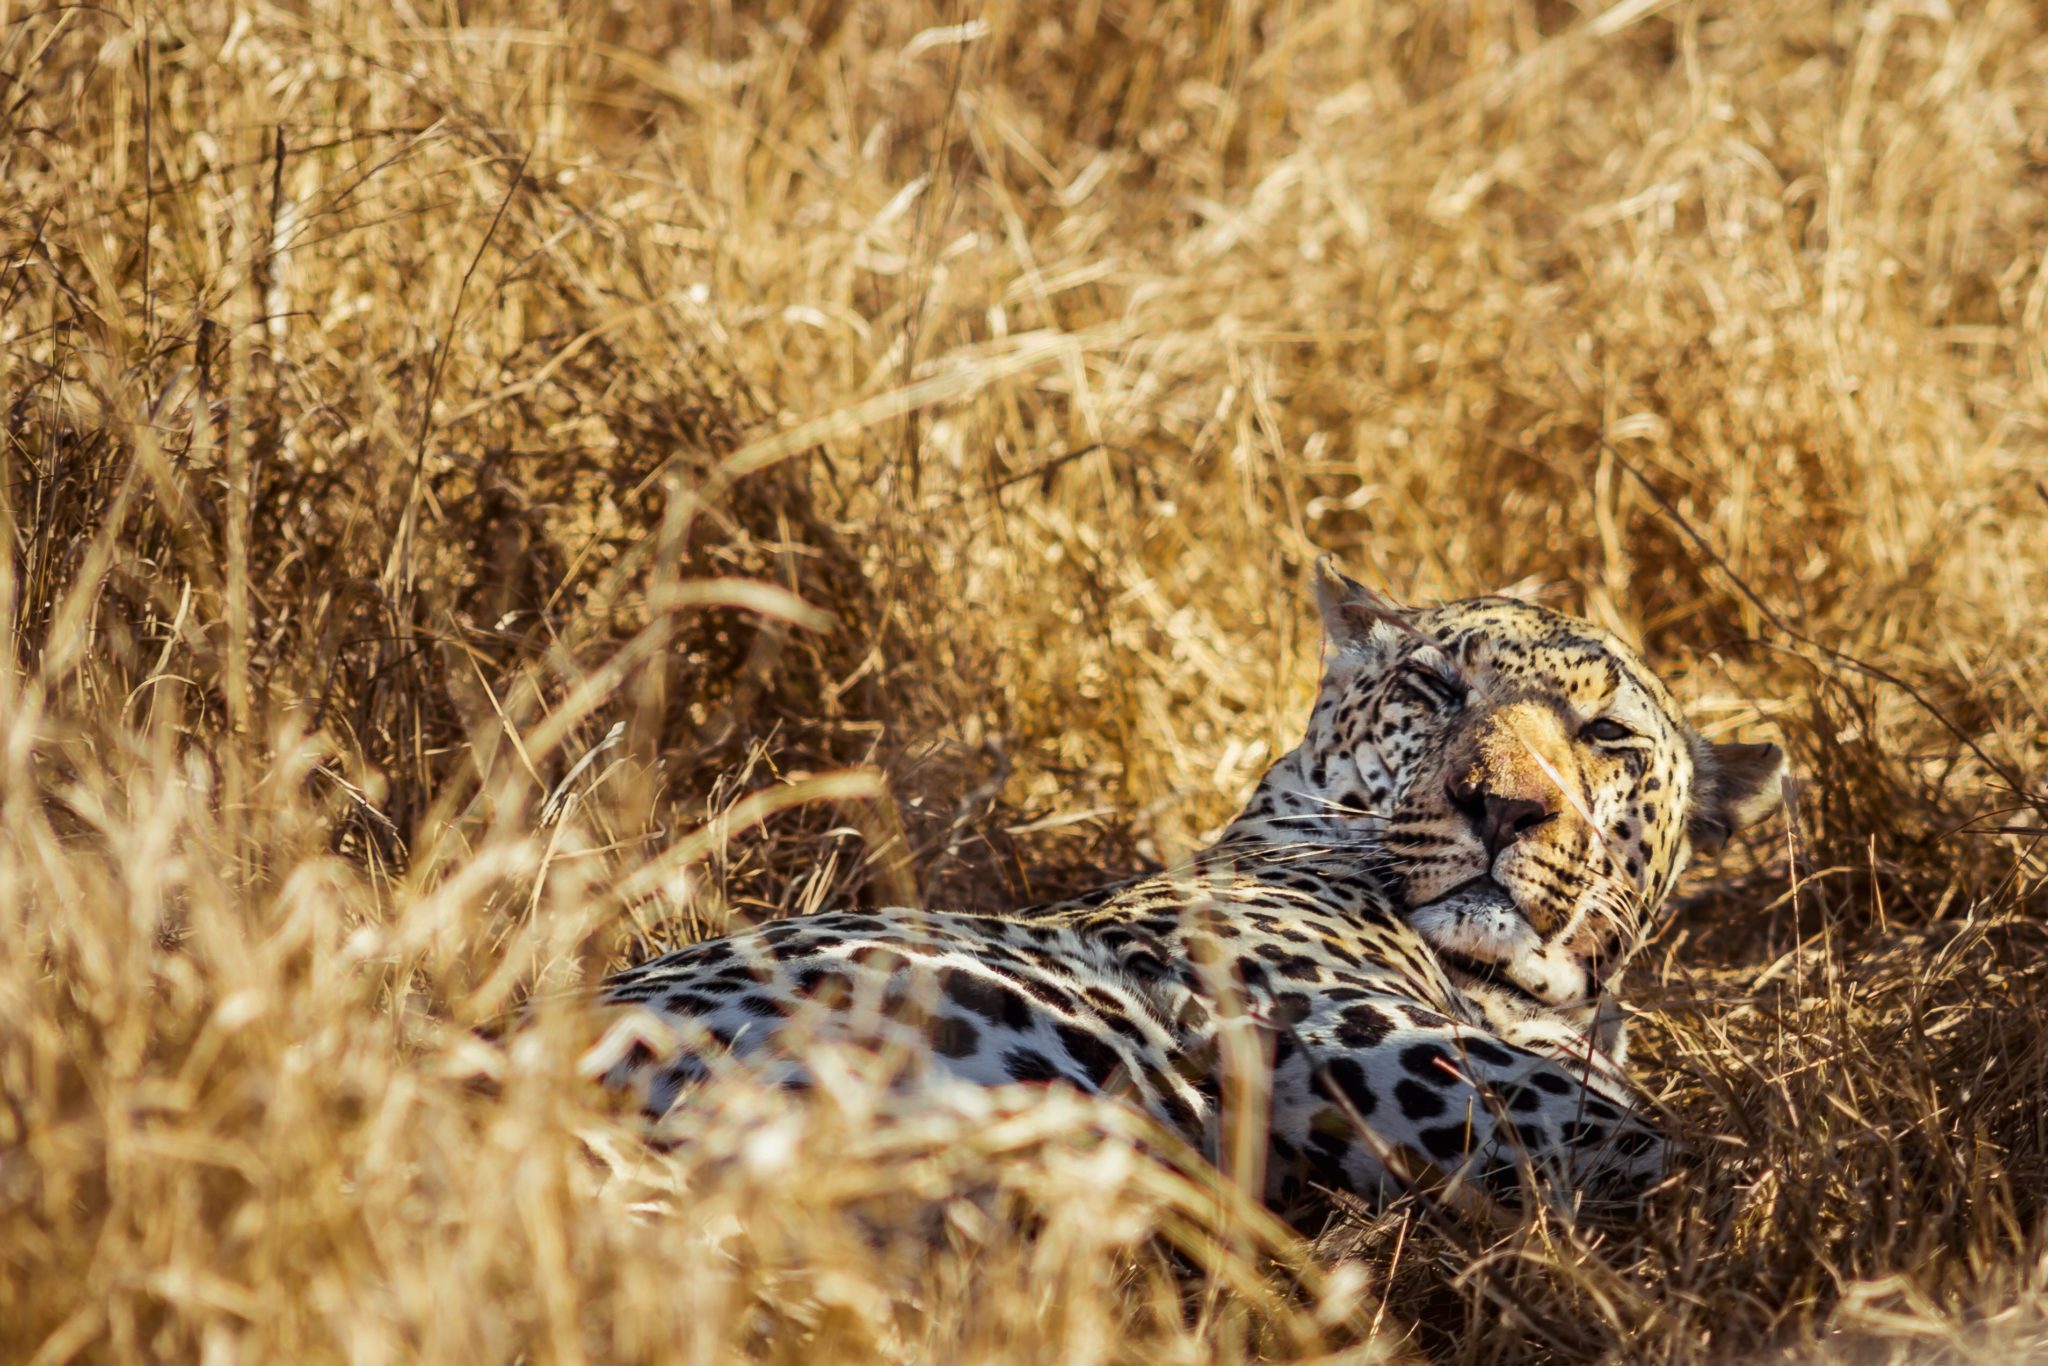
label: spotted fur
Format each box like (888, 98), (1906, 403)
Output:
(592, 558), (1786, 1213)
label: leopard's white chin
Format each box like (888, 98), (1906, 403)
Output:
(1407, 879), (1590, 1006)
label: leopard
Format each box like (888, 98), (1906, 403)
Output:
(589, 557), (1786, 1215)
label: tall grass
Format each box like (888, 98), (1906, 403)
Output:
(3, 0), (2045, 1359)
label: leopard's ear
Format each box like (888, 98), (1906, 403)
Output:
(1312, 555), (1411, 657)
(1688, 737), (1788, 853)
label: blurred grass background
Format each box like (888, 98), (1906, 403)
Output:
(3, 0), (2047, 1359)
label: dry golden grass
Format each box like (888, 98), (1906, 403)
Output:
(4, 0), (2047, 1359)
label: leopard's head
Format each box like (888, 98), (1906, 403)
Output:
(1247, 557), (1785, 1012)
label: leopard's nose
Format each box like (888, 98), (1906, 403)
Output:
(1447, 777), (1555, 857)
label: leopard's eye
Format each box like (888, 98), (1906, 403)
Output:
(1584, 718), (1635, 744)
(1398, 666), (1464, 711)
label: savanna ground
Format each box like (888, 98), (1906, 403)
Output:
(3, 0), (2047, 1360)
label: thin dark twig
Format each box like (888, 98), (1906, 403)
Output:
(140, 20), (152, 361)
(390, 142), (531, 611)
(897, 442), (1134, 519)
(894, 0), (977, 501)
(1593, 432), (2038, 812)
